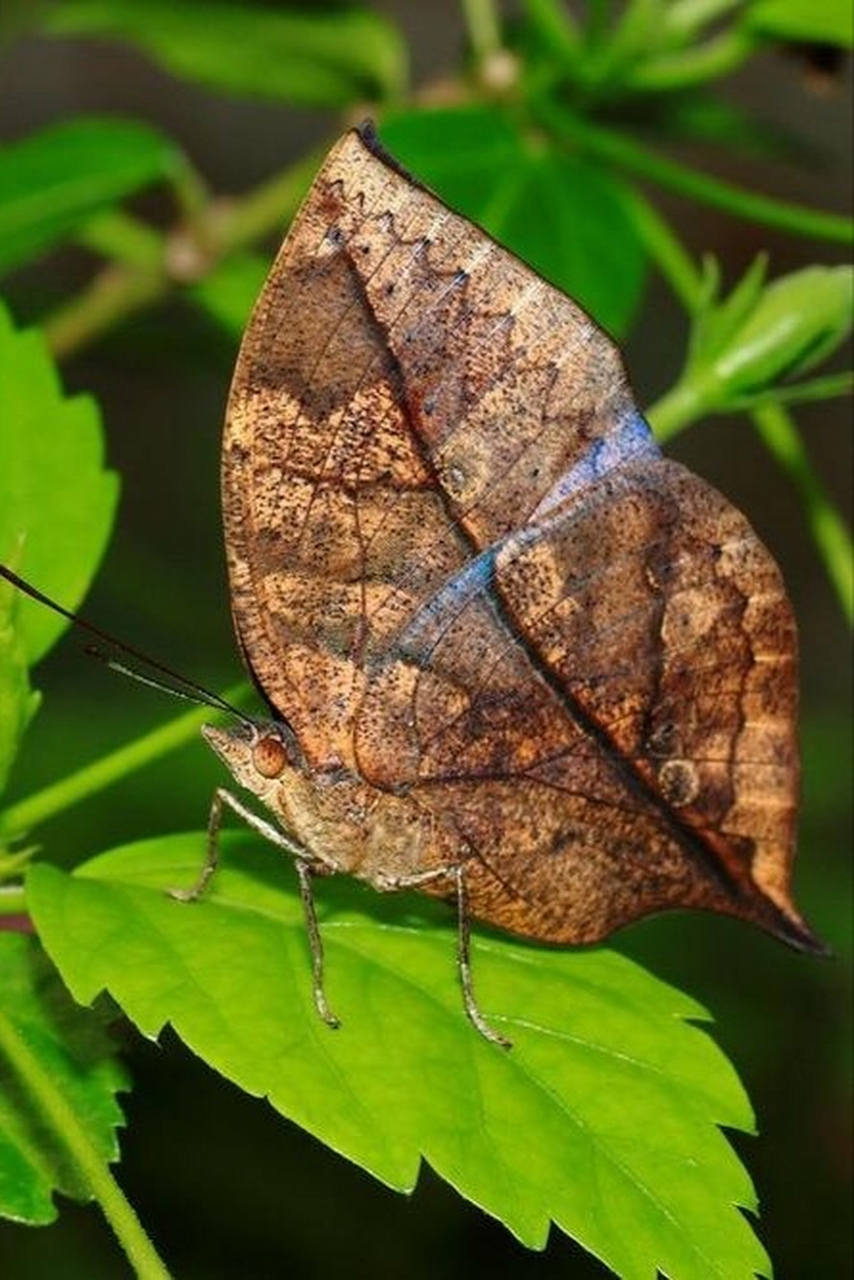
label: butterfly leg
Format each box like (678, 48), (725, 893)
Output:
(452, 865), (511, 1050)
(170, 785), (302, 902)
(295, 857), (340, 1029)
(169, 786), (340, 1028)
(375, 863), (511, 1049)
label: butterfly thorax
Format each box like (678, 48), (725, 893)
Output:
(202, 721), (454, 886)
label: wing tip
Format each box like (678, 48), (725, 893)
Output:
(352, 118), (427, 192)
(767, 905), (831, 957)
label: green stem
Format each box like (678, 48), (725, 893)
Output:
(750, 402), (854, 625)
(44, 263), (171, 362)
(0, 885), (27, 915)
(646, 380), (706, 440)
(169, 159), (212, 232)
(214, 148), (322, 253)
(626, 27), (755, 91)
(664, 0), (744, 42)
(524, 0), (580, 65)
(0, 1004), (171, 1279)
(620, 186), (703, 307)
(460, 0), (503, 60)
(0, 682), (250, 839)
(74, 210), (165, 270)
(538, 101), (854, 245)
(622, 188), (706, 438)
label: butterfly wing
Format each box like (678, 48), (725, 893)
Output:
(226, 127), (637, 760)
(224, 127), (818, 951)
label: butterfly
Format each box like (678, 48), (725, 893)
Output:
(188, 123), (822, 1046)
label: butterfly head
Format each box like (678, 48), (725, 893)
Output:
(203, 719), (300, 802)
(202, 717), (376, 876)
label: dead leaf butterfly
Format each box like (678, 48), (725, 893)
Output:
(190, 124), (823, 1046)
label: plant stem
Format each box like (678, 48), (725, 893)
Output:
(0, 682), (250, 840)
(213, 148), (322, 253)
(627, 27), (755, 92)
(646, 381), (704, 440)
(622, 187), (705, 439)
(0, 1002), (172, 1279)
(538, 101), (854, 245)
(0, 885), (27, 915)
(750, 402), (854, 625)
(461, 0), (503, 60)
(665, 0), (744, 42)
(621, 187), (702, 307)
(44, 262), (171, 361)
(74, 209), (165, 269)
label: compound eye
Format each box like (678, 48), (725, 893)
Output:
(252, 733), (289, 779)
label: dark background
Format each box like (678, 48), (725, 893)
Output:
(0, 3), (850, 1277)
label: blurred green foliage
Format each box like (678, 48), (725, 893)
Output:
(0, 2), (850, 1278)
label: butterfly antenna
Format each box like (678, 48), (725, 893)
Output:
(0, 563), (252, 726)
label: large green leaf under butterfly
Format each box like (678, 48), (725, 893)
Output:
(27, 833), (770, 1278)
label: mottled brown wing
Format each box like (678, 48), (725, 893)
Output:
(225, 126), (818, 951)
(359, 455), (811, 948)
(224, 127), (638, 767)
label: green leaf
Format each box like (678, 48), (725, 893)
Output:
(686, 256), (768, 375)
(738, 370), (854, 408)
(750, 401), (854, 626)
(29, 832), (770, 1278)
(714, 265), (854, 389)
(0, 575), (40, 799)
(43, 0), (407, 106)
(500, 152), (646, 337)
(522, 0), (583, 70)
(743, 0), (854, 47)
(380, 108), (646, 336)
(190, 250), (269, 338)
(0, 117), (182, 277)
(0, 300), (119, 665)
(0, 932), (128, 1225)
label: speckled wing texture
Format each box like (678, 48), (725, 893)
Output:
(223, 125), (821, 952)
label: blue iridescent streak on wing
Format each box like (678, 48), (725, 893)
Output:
(531, 410), (658, 522)
(399, 546), (497, 666)
(399, 410), (659, 666)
